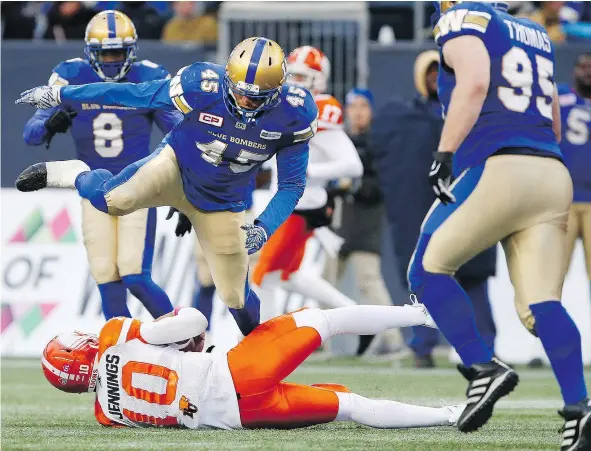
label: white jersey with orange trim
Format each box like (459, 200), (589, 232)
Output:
(94, 316), (241, 429)
(266, 94), (362, 211)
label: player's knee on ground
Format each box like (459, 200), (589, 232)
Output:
(89, 257), (120, 284)
(291, 308), (331, 342)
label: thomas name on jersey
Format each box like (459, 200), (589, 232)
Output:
(435, 7), (551, 54)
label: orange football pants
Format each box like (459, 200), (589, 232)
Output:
(252, 214), (313, 286)
(227, 313), (349, 429)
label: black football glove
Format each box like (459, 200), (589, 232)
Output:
(166, 207), (192, 237)
(44, 109), (77, 149)
(429, 152), (456, 205)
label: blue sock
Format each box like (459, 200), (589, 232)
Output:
(229, 282), (261, 336)
(98, 280), (130, 319)
(75, 169), (112, 213)
(122, 274), (174, 319)
(193, 285), (215, 330)
(530, 301), (588, 405)
(418, 272), (492, 367)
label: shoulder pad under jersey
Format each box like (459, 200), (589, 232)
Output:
(434, 1), (494, 47)
(49, 57), (90, 86)
(168, 61), (224, 115)
(278, 84), (319, 144)
(315, 94), (344, 131)
(129, 59), (171, 82)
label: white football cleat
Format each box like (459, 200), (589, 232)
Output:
(408, 294), (437, 328)
(443, 402), (467, 426)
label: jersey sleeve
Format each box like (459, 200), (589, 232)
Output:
(97, 317), (144, 360)
(168, 62), (222, 115)
(49, 58), (86, 86)
(315, 95), (344, 131)
(434, 2), (493, 47)
(139, 307), (208, 345)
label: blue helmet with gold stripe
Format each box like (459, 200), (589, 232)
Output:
(84, 10), (137, 82)
(433, 1), (508, 19)
(224, 37), (287, 123)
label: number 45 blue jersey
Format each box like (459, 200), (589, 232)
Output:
(435, 1), (562, 176)
(23, 58), (182, 174)
(58, 61), (319, 236)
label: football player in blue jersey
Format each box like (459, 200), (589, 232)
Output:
(559, 53), (591, 291)
(402, 1), (590, 446)
(21, 11), (180, 321)
(15, 37), (318, 338)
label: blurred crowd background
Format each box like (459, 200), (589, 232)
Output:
(2, 1), (591, 43)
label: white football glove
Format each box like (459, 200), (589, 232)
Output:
(15, 85), (62, 109)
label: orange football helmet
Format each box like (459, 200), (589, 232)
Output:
(287, 46), (330, 94)
(41, 331), (99, 394)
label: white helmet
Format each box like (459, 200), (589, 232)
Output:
(286, 46), (331, 94)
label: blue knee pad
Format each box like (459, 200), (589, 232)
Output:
(121, 273), (173, 319)
(75, 169), (112, 213)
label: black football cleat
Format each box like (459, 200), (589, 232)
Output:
(15, 163), (48, 192)
(560, 398), (591, 451)
(456, 357), (519, 433)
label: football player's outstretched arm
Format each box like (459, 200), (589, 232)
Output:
(62, 79), (174, 110)
(23, 108), (57, 145)
(438, 35), (490, 153)
(306, 129), (363, 180)
(139, 307), (208, 345)
(255, 142), (308, 236)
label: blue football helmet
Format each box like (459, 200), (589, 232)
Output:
(84, 10), (137, 82)
(223, 37), (287, 124)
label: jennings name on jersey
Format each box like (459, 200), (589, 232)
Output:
(59, 61), (318, 229)
(24, 58), (181, 174)
(94, 317), (240, 429)
(434, 1), (562, 176)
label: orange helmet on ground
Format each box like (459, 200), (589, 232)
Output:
(287, 46), (330, 94)
(41, 331), (99, 394)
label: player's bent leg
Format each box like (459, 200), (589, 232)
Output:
(78, 144), (186, 216)
(335, 391), (463, 428)
(504, 221), (588, 408)
(81, 199), (129, 319)
(239, 383), (340, 429)
(408, 157), (530, 433)
(118, 208), (173, 318)
(188, 209), (259, 334)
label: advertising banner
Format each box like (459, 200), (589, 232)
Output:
(2, 188), (590, 363)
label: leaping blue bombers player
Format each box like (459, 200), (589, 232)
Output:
(22, 11), (180, 321)
(405, 1), (590, 448)
(15, 36), (319, 337)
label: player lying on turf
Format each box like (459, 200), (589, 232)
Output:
(41, 304), (465, 429)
